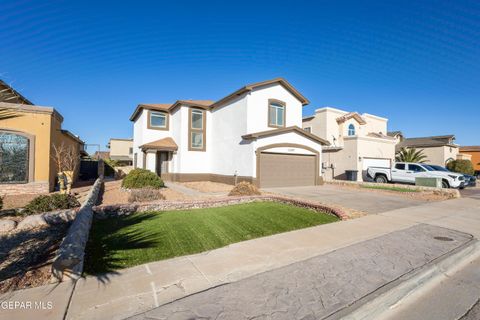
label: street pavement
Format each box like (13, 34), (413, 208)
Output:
(128, 224), (472, 320)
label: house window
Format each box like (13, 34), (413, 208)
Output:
(149, 111), (168, 130)
(0, 132), (30, 183)
(129, 147), (133, 155)
(348, 124), (355, 136)
(304, 127), (311, 133)
(268, 100), (285, 128)
(189, 109), (206, 151)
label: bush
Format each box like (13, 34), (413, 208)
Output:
(23, 193), (80, 215)
(446, 160), (474, 175)
(121, 168), (164, 189)
(228, 181), (261, 196)
(128, 187), (165, 203)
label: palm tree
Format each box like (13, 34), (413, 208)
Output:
(395, 147), (428, 163)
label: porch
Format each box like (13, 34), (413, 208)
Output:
(139, 137), (177, 181)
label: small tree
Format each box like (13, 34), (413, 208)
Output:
(395, 147), (428, 163)
(446, 160), (474, 175)
(52, 143), (79, 194)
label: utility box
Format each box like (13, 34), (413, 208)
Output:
(415, 177), (442, 188)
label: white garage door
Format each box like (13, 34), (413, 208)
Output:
(362, 158), (391, 170)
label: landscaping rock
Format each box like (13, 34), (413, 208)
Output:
(43, 209), (77, 225)
(16, 214), (48, 230)
(0, 219), (17, 233)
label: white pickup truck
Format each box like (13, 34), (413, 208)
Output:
(367, 162), (465, 189)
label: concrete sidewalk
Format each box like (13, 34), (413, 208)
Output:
(1, 197), (479, 320)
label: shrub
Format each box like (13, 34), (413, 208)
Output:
(446, 160), (474, 175)
(122, 168), (164, 189)
(23, 193), (80, 215)
(128, 187), (165, 203)
(228, 181), (261, 196)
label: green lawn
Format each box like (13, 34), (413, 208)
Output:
(360, 185), (419, 193)
(85, 202), (338, 274)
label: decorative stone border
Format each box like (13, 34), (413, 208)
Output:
(326, 180), (460, 199)
(93, 195), (348, 221)
(51, 177), (104, 281)
(0, 208), (79, 234)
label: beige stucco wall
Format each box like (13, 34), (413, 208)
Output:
(418, 146), (459, 167)
(110, 139), (133, 158)
(322, 137), (396, 181)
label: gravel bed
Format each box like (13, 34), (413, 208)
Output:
(0, 223), (69, 293)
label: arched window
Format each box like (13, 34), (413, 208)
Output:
(0, 131), (32, 183)
(348, 124), (356, 136)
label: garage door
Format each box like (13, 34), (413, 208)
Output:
(362, 158), (391, 170)
(259, 152), (316, 188)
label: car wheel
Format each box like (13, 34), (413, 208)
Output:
(375, 175), (387, 183)
(441, 180), (450, 188)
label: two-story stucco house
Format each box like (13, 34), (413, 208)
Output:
(302, 107), (397, 181)
(130, 78), (329, 188)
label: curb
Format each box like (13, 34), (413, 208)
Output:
(333, 238), (480, 320)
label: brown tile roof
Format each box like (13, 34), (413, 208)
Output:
(336, 112), (367, 125)
(397, 135), (457, 149)
(210, 78), (309, 108)
(367, 132), (396, 140)
(242, 126), (330, 146)
(387, 131), (403, 137)
(130, 78), (309, 121)
(460, 146), (480, 152)
(139, 137), (178, 151)
(130, 101), (215, 121)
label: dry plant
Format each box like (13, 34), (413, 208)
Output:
(52, 143), (79, 194)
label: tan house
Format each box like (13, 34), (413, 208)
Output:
(394, 135), (459, 167)
(302, 107), (396, 181)
(107, 138), (133, 165)
(0, 80), (85, 195)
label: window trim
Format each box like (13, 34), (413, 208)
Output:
(147, 110), (169, 131)
(268, 99), (286, 128)
(188, 108), (206, 151)
(304, 127), (312, 133)
(348, 124), (356, 136)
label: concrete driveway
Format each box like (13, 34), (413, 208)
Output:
(263, 184), (429, 214)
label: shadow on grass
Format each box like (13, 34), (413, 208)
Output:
(84, 212), (159, 281)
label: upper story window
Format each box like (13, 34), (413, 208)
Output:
(348, 124), (355, 136)
(304, 127), (311, 133)
(148, 111), (168, 130)
(189, 109), (206, 151)
(129, 147), (133, 154)
(268, 99), (286, 128)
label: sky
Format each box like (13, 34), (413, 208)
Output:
(1, 0), (479, 153)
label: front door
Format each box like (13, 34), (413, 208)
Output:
(155, 151), (169, 178)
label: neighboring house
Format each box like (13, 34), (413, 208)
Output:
(107, 138), (133, 165)
(302, 107), (396, 181)
(0, 81), (85, 195)
(459, 146), (480, 175)
(93, 151), (110, 160)
(395, 135), (459, 167)
(131, 78), (329, 188)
